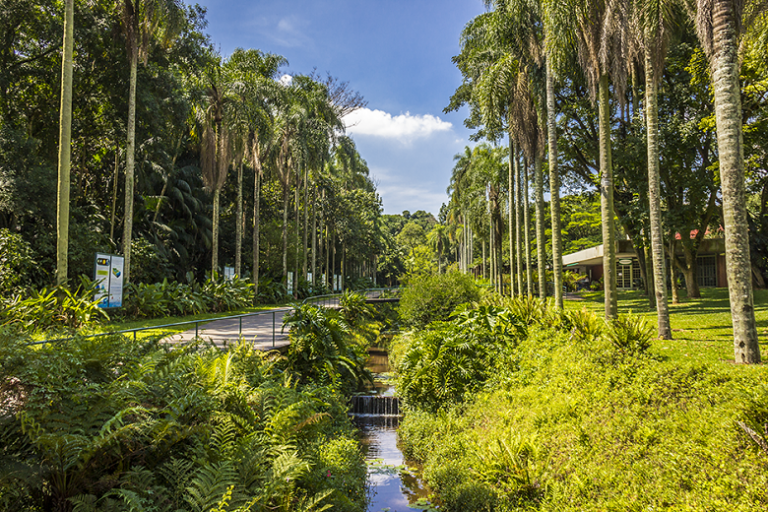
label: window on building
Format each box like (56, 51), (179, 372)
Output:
(697, 255), (717, 287)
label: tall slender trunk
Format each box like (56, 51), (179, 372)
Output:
(253, 170), (261, 293)
(711, 0), (760, 363)
(122, 45), (139, 284)
(547, 61), (564, 309)
(514, 144), (523, 295)
(212, 188), (220, 275)
(235, 161), (243, 276)
(482, 240), (486, 279)
(524, 162), (532, 295)
(508, 134), (515, 295)
(669, 237), (680, 304)
(644, 49), (672, 339)
(311, 185), (317, 287)
(534, 156), (546, 299)
(281, 181), (289, 285)
(598, 74), (617, 319)
(302, 167), (310, 278)
(331, 232), (336, 291)
(490, 219), (494, 286)
(55, 0), (74, 286)
(294, 171), (300, 296)
(644, 242), (656, 308)
(110, 147), (119, 243)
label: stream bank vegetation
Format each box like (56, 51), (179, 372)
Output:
(0, 292), (389, 512)
(392, 275), (768, 511)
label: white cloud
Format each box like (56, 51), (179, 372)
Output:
(344, 108), (452, 143)
(279, 74), (293, 87)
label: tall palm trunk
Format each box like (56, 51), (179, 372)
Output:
(514, 145), (523, 296)
(110, 147), (119, 242)
(311, 185), (317, 287)
(482, 240), (486, 278)
(253, 169), (260, 293)
(212, 188), (220, 274)
(669, 236), (680, 304)
(598, 74), (618, 319)
(710, 0), (760, 363)
(281, 181), (289, 285)
(524, 163), (533, 296)
(508, 148), (515, 296)
(122, 45), (138, 284)
(55, 0), (74, 286)
(302, 167), (310, 278)
(547, 61), (564, 309)
(294, 171), (301, 296)
(534, 156), (546, 299)
(644, 49), (672, 339)
(235, 161), (243, 276)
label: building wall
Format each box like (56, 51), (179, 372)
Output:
(717, 254), (728, 288)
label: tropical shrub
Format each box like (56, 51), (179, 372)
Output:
(398, 271), (480, 328)
(0, 228), (39, 294)
(0, 334), (366, 512)
(0, 276), (108, 331)
(283, 303), (371, 392)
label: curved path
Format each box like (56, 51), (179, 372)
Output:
(164, 295), (346, 351)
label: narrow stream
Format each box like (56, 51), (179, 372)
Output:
(351, 349), (436, 512)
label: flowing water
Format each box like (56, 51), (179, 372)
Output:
(352, 350), (436, 512)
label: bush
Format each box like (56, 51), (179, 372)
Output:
(0, 228), (39, 294)
(0, 335), (365, 512)
(398, 271), (480, 328)
(0, 276), (108, 331)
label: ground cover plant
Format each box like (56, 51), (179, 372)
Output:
(0, 333), (367, 512)
(395, 294), (768, 511)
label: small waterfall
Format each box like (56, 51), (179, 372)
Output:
(350, 395), (400, 417)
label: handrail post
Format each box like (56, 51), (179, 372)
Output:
(239, 316), (242, 337)
(272, 311), (275, 348)
(134, 330), (136, 341)
(195, 321), (198, 338)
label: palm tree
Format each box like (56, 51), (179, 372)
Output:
(55, 0), (74, 286)
(632, 0), (677, 339)
(120, 0), (183, 284)
(225, 48), (285, 282)
(692, 0), (766, 363)
(564, 0), (630, 318)
(427, 224), (449, 273)
(197, 59), (234, 276)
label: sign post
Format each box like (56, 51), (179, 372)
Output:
(94, 253), (124, 308)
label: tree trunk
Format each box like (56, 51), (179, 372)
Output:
(682, 247), (702, 298)
(711, 0), (760, 363)
(212, 187), (220, 275)
(302, 167), (310, 278)
(514, 140), (523, 296)
(644, 243), (656, 308)
(598, 74), (618, 319)
(534, 156), (546, 299)
(644, 48), (672, 339)
(669, 237), (680, 304)
(122, 44), (139, 284)
(55, 0), (74, 286)
(547, 60), (564, 309)
(282, 181), (289, 286)
(482, 239), (486, 279)
(508, 139), (516, 296)
(253, 170), (260, 293)
(311, 185), (317, 288)
(110, 147), (119, 243)
(235, 161), (243, 277)
(524, 161), (532, 296)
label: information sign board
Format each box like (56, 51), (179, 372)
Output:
(94, 253), (124, 308)
(224, 266), (235, 281)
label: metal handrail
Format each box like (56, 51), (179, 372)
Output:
(31, 287), (401, 347)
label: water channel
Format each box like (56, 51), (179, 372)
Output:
(351, 349), (437, 512)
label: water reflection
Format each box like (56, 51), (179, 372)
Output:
(355, 414), (431, 512)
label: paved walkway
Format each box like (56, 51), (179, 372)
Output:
(163, 290), (389, 351)
(165, 307), (293, 351)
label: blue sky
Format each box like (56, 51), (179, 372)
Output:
(198, 0), (486, 216)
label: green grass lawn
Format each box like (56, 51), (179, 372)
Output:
(566, 287), (768, 365)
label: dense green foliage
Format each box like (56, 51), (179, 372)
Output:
(0, 0), (385, 297)
(397, 271), (481, 328)
(0, 334), (367, 512)
(395, 296), (768, 510)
